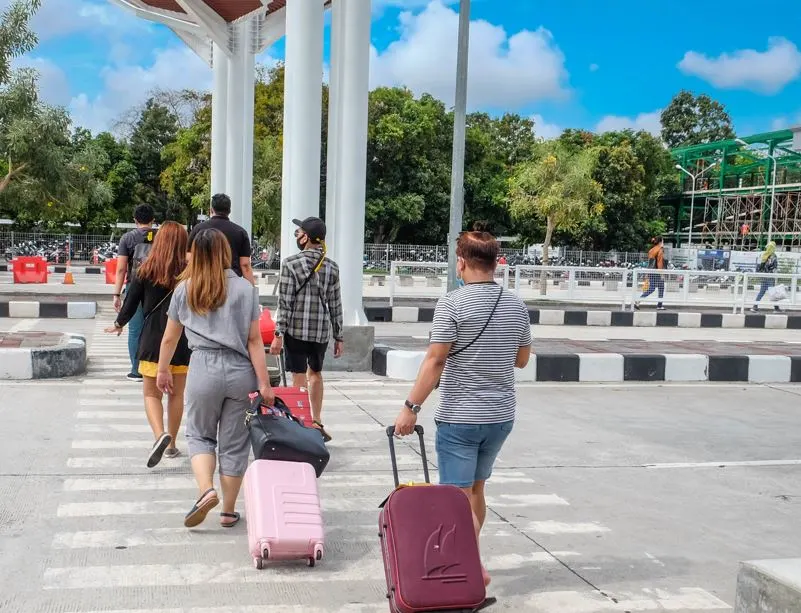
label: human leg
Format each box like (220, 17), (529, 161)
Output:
(183, 352), (225, 526)
(126, 302), (144, 379)
(283, 334), (309, 387)
(166, 373), (186, 454)
(142, 374), (170, 468)
(217, 358), (257, 522)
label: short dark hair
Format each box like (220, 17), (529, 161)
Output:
(134, 204), (154, 224)
(211, 193), (231, 216)
(457, 229), (499, 273)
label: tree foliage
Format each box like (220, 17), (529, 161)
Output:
(660, 90), (735, 149)
(509, 142), (603, 291)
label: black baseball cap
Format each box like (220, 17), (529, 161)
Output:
(293, 216), (326, 241)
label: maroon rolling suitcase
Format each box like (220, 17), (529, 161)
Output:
(378, 425), (493, 613)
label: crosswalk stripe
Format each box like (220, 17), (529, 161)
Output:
(525, 587), (729, 611)
(525, 521), (610, 534)
(488, 494), (569, 507)
(62, 607), (388, 613)
(73, 422), (387, 434)
(43, 550), (568, 588)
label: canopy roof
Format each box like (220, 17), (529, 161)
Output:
(139, 0), (284, 23)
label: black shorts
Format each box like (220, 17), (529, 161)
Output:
(284, 334), (328, 374)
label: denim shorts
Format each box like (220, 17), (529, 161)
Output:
(435, 420), (514, 488)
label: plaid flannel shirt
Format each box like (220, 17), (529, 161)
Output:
(275, 248), (343, 343)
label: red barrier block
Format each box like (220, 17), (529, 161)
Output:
(12, 257), (48, 284)
(105, 259), (118, 285)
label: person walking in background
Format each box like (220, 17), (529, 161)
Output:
(634, 236), (666, 311)
(157, 229), (272, 529)
(270, 217), (343, 443)
(751, 241), (780, 312)
(113, 204), (156, 381)
(189, 193), (255, 285)
(393, 227), (532, 588)
(105, 221), (191, 468)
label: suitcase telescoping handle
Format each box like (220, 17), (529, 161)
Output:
(386, 425), (430, 488)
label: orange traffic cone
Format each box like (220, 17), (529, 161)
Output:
(63, 261), (74, 285)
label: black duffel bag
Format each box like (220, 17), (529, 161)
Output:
(245, 394), (330, 478)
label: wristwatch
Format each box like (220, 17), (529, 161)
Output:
(405, 399), (422, 414)
(273, 331), (282, 338)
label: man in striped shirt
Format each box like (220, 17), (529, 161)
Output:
(271, 217), (343, 442)
(393, 228), (531, 587)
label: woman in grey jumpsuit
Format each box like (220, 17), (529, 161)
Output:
(157, 228), (274, 528)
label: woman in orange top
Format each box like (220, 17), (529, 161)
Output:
(635, 236), (665, 310)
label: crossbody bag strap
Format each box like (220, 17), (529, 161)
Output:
(143, 289), (174, 324)
(449, 285), (503, 358)
(287, 251), (327, 327)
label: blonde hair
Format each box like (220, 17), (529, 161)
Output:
(181, 228), (232, 315)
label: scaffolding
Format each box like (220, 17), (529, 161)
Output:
(670, 127), (801, 250)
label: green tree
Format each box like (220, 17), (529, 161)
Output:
(509, 142), (603, 293)
(0, 69), (71, 197)
(660, 90), (735, 150)
(129, 98), (179, 220)
(0, 0), (41, 86)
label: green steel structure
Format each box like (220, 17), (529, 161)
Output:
(669, 128), (801, 249)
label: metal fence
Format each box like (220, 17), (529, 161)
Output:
(0, 232), (120, 263)
(386, 261), (510, 306)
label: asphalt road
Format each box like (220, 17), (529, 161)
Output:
(1, 318), (800, 611)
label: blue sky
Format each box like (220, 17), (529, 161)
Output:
(10, 0), (801, 138)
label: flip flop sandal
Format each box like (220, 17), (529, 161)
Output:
(184, 488), (219, 528)
(313, 420), (332, 443)
(220, 512), (240, 528)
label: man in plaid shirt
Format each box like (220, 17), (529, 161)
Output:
(270, 216), (343, 442)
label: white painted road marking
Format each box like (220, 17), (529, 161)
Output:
(525, 521), (611, 535)
(526, 587), (729, 611)
(487, 494), (569, 507)
(645, 459), (801, 469)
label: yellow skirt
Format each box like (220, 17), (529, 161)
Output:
(138, 361), (189, 378)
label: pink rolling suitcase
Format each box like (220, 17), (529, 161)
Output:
(244, 458), (325, 569)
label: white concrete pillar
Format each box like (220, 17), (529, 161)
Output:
(241, 20), (256, 239)
(333, 0), (371, 325)
(280, 0), (324, 261)
(226, 22), (247, 227)
(210, 42), (229, 200)
(325, 0), (344, 267)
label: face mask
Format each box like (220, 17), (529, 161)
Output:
(296, 235), (306, 251)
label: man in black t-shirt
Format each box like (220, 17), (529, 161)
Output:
(188, 193), (255, 284)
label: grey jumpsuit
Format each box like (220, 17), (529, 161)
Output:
(167, 270), (260, 477)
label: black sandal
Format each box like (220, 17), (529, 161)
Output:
(220, 512), (240, 528)
(313, 420), (332, 443)
(184, 488), (219, 528)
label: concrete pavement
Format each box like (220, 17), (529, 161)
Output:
(2, 318), (801, 611)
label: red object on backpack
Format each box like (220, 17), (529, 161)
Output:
(260, 308), (275, 344)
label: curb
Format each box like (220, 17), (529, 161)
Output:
(0, 334), (87, 379)
(365, 306), (800, 329)
(0, 264), (103, 274)
(0, 301), (97, 318)
(371, 346), (801, 383)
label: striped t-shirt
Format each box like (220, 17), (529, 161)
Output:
(431, 282), (532, 424)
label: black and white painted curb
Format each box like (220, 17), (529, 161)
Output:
(372, 345), (801, 383)
(0, 334), (87, 380)
(366, 306), (801, 329)
(0, 264), (104, 274)
(0, 301), (97, 318)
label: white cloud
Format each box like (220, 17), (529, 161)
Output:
(595, 110), (662, 136)
(678, 37), (801, 94)
(370, 0), (569, 109)
(69, 46), (212, 134)
(530, 114), (562, 140)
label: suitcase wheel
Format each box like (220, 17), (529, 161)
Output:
(307, 557), (315, 568)
(314, 545), (323, 561)
(262, 547), (270, 560)
(253, 557), (263, 570)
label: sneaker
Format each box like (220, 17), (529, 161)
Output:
(656, 305), (666, 311)
(750, 306), (759, 313)
(127, 372), (143, 382)
(147, 433), (172, 468)
(163, 447), (181, 459)
(633, 302), (641, 310)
